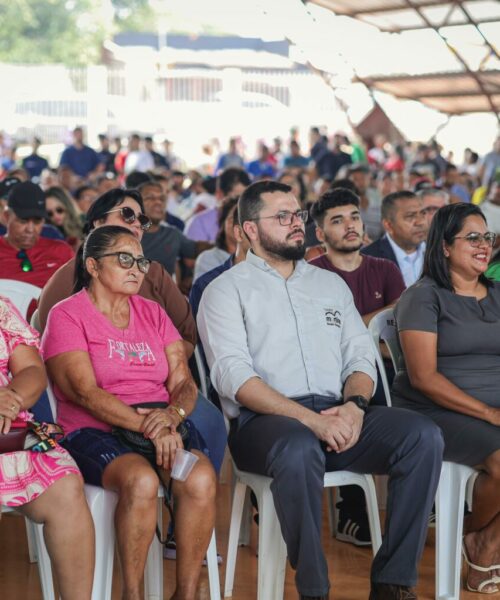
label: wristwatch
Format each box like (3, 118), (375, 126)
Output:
(169, 405), (186, 422)
(344, 395), (369, 413)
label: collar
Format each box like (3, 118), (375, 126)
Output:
(246, 249), (307, 279)
(386, 234), (425, 262)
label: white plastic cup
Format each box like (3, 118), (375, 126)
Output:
(171, 449), (199, 481)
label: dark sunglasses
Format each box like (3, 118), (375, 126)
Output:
(99, 251), (151, 273)
(47, 207), (65, 218)
(105, 206), (152, 231)
(17, 250), (33, 273)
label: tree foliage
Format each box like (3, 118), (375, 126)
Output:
(0, 0), (107, 65)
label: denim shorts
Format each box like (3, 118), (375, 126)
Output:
(61, 428), (135, 486)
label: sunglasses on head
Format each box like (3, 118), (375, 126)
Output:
(47, 207), (65, 218)
(17, 250), (33, 273)
(99, 251), (151, 273)
(105, 206), (152, 231)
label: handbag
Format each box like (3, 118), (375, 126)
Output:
(0, 417), (64, 455)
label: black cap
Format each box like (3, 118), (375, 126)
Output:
(7, 181), (47, 219)
(0, 177), (21, 200)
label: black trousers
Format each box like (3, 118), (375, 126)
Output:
(228, 395), (444, 597)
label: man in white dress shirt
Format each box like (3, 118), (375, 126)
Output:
(198, 180), (443, 600)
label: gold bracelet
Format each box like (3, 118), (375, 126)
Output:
(169, 405), (186, 422)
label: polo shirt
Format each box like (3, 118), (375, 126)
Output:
(185, 208), (219, 243)
(198, 251), (376, 419)
(309, 254), (405, 316)
(141, 224), (197, 275)
(22, 154), (49, 179)
(0, 236), (74, 288)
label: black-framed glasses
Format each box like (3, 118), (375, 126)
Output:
(254, 209), (308, 227)
(17, 250), (33, 273)
(99, 251), (151, 273)
(453, 232), (497, 247)
(105, 206), (152, 231)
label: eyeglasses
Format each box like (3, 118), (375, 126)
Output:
(99, 251), (151, 273)
(453, 232), (497, 247)
(254, 209), (308, 227)
(47, 207), (65, 218)
(105, 206), (152, 231)
(17, 250), (33, 272)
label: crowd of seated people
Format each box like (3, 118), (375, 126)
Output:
(0, 125), (499, 599)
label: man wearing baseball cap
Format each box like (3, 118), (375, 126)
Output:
(0, 181), (73, 290)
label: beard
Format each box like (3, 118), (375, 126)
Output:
(258, 226), (306, 261)
(323, 231), (363, 254)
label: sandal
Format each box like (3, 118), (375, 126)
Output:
(462, 538), (500, 594)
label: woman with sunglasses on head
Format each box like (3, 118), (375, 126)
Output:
(0, 295), (94, 600)
(392, 203), (500, 595)
(41, 225), (217, 600)
(44, 186), (83, 250)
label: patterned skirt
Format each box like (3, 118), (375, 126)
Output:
(0, 445), (81, 507)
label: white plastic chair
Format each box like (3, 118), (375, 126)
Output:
(368, 308), (479, 600)
(224, 463), (382, 599)
(0, 279), (41, 319)
(45, 386), (221, 600)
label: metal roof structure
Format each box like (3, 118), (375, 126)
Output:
(308, 0), (500, 121)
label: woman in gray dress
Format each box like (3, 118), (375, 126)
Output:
(392, 203), (500, 595)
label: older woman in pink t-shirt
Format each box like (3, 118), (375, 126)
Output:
(41, 225), (216, 600)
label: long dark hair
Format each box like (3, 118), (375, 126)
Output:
(74, 188), (144, 292)
(422, 202), (491, 291)
(215, 196), (239, 250)
(74, 225), (136, 292)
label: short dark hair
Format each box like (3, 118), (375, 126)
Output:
(238, 180), (291, 226)
(125, 171), (151, 189)
(311, 188), (360, 227)
(330, 178), (359, 195)
(422, 203), (491, 291)
(215, 196), (239, 250)
(137, 181), (162, 195)
(74, 185), (95, 201)
(381, 190), (417, 221)
(218, 168), (251, 198)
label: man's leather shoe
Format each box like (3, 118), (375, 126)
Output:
(369, 583), (417, 599)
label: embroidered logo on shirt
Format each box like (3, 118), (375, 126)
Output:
(375, 291), (382, 299)
(324, 309), (341, 328)
(108, 339), (156, 364)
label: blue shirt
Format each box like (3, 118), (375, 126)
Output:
(189, 256), (233, 320)
(22, 154), (49, 178)
(60, 145), (99, 177)
(246, 159), (276, 179)
(386, 234), (425, 287)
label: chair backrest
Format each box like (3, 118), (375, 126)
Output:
(193, 345), (209, 399)
(368, 307), (402, 408)
(0, 279), (42, 319)
(368, 307), (401, 372)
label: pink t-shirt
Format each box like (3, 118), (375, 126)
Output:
(41, 290), (182, 434)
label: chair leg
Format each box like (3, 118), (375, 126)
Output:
(326, 488), (336, 538)
(25, 517), (39, 563)
(224, 480), (247, 597)
(84, 484), (117, 600)
(359, 476), (383, 554)
(33, 521), (56, 600)
(435, 462), (473, 600)
(256, 484), (287, 600)
(206, 530), (221, 600)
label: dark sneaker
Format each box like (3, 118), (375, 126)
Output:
(299, 595), (328, 600)
(335, 504), (371, 547)
(369, 583), (417, 600)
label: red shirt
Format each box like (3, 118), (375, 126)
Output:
(309, 253), (405, 316)
(0, 236), (74, 289)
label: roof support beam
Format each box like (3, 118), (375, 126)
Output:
(455, 0), (500, 62)
(403, 0), (500, 122)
